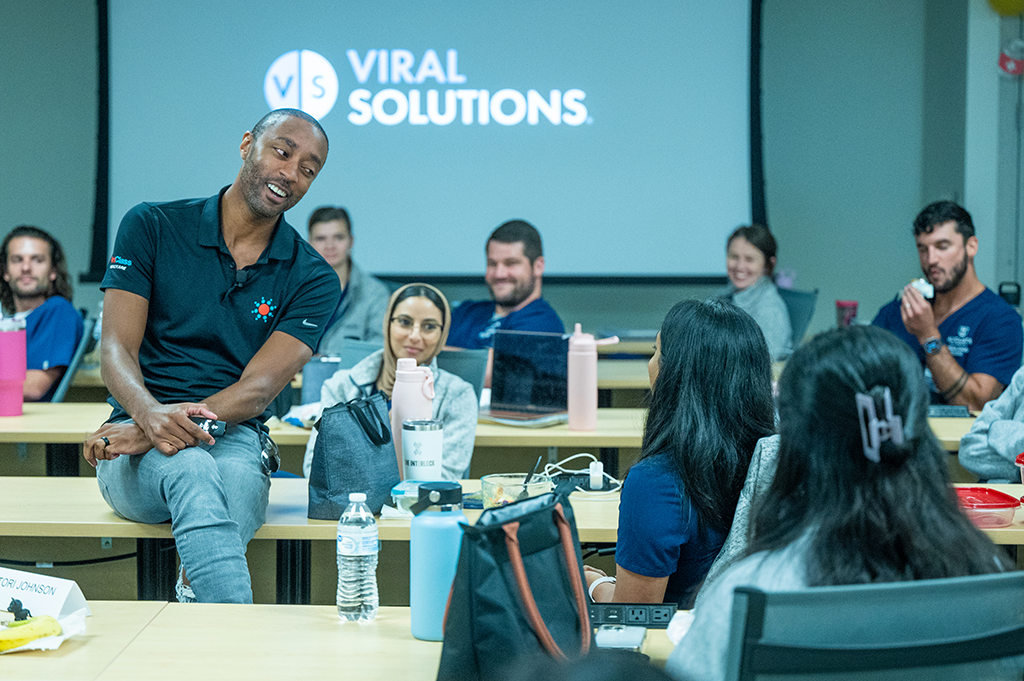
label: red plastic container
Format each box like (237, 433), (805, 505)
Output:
(956, 487), (1022, 528)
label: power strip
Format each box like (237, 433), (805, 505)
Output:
(588, 602), (676, 629)
(553, 473), (621, 493)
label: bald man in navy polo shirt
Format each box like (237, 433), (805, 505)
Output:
(84, 109), (340, 604)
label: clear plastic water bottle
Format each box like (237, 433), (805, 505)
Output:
(336, 492), (379, 621)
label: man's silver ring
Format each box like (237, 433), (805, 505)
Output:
(100, 436), (110, 447)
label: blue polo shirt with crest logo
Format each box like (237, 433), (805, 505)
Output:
(872, 287), (1023, 403)
(101, 187), (340, 420)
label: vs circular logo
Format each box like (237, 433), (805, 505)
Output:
(264, 50), (338, 121)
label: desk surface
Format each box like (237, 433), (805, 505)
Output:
(7, 601), (673, 681)
(0, 403), (977, 452)
(0, 477), (621, 543)
(2, 600), (166, 681)
(0, 476), (1019, 546)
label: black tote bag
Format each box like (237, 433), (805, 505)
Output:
(308, 392), (400, 518)
(436, 491), (591, 681)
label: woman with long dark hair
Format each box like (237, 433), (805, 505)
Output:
(586, 299), (776, 607)
(667, 325), (1009, 680)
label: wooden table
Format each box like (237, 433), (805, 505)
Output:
(0, 477), (619, 603)
(6, 601), (674, 681)
(1, 600), (166, 681)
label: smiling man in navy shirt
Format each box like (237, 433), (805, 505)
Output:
(83, 109), (340, 604)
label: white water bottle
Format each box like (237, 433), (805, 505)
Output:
(391, 357), (434, 478)
(567, 324), (618, 431)
(336, 492), (379, 622)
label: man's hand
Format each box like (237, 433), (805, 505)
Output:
(899, 285), (940, 343)
(134, 403), (219, 456)
(84, 422), (152, 466)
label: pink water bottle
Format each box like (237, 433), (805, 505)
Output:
(391, 357), (435, 478)
(568, 324), (618, 431)
(0, 322), (27, 417)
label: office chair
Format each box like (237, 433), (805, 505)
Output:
(726, 570), (1024, 680)
(49, 317), (96, 403)
(436, 348), (489, 404)
(777, 287), (818, 345)
(337, 339), (383, 371)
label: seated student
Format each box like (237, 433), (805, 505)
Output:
(719, 224), (792, 361)
(872, 201), (1021, 411)
(959, 364), (1024, 481)
(1, 226), (84, 401)
(304, 283), (478, 480)
(447, 219), (564, 387)
(667, 325), (1010, 681)
(306, 206), (391, 354)
(585, 299), (776, 608)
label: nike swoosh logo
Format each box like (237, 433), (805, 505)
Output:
(302, 319), (317, 328)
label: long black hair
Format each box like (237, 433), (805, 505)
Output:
(640, 299), (776, 535)
(749, 325), (1008, 584)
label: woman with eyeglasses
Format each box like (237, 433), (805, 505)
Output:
(303, 283), (478, 479)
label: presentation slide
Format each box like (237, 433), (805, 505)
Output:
(109, 0), (753, 276)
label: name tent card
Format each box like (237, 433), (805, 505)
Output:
(0, 567), (90, 619)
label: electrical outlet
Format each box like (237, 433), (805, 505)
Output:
(650, 605), (674, 624)
(626, 607), (648, 624)
(590, 603), (675, 629)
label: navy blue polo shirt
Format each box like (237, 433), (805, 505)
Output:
(101, 188), (340, 414)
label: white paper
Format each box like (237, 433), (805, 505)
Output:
(0, 607), (88, 654)
(0, 567), (90, 619)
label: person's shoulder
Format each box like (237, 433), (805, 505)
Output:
(450, 299), (493, 319)
(506, 298), (564, 331)
(872, 296), (902, 328)
(37, 295), (78, 315)
(974, 287), (1021, 319)
(624, 453), (678, 490)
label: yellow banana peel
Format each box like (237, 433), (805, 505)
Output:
(0, 615), (62, 652)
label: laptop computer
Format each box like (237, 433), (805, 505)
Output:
(480, 330), (569, 426)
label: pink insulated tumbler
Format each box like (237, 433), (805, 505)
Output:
(0, 327), (27, 416)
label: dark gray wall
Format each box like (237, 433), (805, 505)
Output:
(6, 0), (996, 337)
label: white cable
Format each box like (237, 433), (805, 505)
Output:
(543, 452), (621, 499)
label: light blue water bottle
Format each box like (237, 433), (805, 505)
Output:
(409, 481), (466, 641)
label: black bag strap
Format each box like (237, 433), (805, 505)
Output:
(347, 396), (392, 446)
(500, 502), (591, 659)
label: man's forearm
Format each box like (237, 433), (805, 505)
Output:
(202, 377), (281, 424)
(924, 348), (996, 411)
(101, 340), (161, 419)
(23, 368), (61, 402)
(200, 330), (313, 423)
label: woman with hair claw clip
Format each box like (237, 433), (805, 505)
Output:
(666, 325), (1012, 681)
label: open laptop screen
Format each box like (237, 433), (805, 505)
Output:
(490, 330), (569, 414)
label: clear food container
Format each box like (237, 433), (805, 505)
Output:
(956, 487), (1022, 528)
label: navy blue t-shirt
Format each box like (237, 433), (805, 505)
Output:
(101, 189), (340, 415)
(616, 453), (726, 608)
(25, 296), (84, 401)
(872, 288), (1022, 402)
(447, 298), (564, 349)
